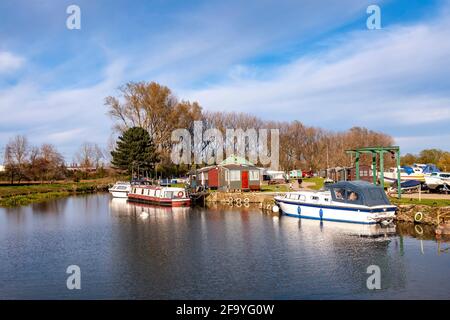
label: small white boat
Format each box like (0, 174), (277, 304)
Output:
(274, 181), (396, 225)
(425, 172), (450, 193)
(108, 181), (131, 198)
(383, 166), (425, 184)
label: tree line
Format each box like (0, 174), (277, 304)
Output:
(106, 81), (396, 175)
(5, 80), (442, 183)
(401, 149), (450, 171)
(1, 136), (108, 184)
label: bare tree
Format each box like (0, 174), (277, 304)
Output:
(4, 135), (29, 183)
(74, 142), (105, 170)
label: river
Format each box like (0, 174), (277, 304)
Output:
(0, 193), (449, 299)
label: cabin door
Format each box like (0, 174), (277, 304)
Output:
(241, 171), (249, 189)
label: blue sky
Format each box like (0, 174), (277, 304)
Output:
(1, 0), (450, 161)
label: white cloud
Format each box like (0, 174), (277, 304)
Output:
(180, 16), (450, 133)
(0, 59), (126, 160)
(0, 51), (25, 73)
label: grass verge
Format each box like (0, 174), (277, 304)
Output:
(0, 177), (121, 207)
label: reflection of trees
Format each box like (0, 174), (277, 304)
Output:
(31, 197), (68, 215)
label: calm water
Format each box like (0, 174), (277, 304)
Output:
(0, 193), (449, 299)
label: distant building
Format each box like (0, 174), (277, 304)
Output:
(191, 155), (261, 191)
(289, 169), (303, 179)
(262, 170), (287, 184)
(320, 165), (373, 183)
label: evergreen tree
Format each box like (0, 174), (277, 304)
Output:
(111, 127), (159, 175)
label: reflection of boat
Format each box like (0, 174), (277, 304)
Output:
(128, 185), (191, 207)
(425, 172), (450, 193)
(110, 198), (190, 217)
(281, 215), (396, 238)
(274, 181), (396, 225)
(109, 181), (131, 198)
(383, 166), (425, 184)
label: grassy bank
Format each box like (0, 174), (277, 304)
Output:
(0, 177), (121, 207)
(302, 177), (324, 190)
(390, 197), (450, 207)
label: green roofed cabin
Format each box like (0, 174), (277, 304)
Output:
(191, 155), (261, 191)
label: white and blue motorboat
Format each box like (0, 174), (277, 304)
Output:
(274, 181), (396, 225)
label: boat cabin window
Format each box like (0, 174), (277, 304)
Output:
(164, 191), (174, 199)
(332, 188), (363, 205)
(132, 188), (136, 193)
(441, 174), (450, 178)
(155, 190), (161, 197)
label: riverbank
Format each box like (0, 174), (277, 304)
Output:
(0, 178), (119, 207)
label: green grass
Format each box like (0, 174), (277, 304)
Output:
(302, 177), (324, 190)
(390, 197), (450, 207)
(0, 191), (71, 207)
(0, 177), (120, 207)
(261, 184), (289, 192)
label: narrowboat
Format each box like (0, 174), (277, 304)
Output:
(274, 181), (396, 225)
(127, 185), (191, 207)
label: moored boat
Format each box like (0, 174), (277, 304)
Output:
(425, 172), (450, 193)
(383, 166), (425, 184)
(109, 181), (131, 198)
(274, 180), (396, 225)
(127, 185), (191, 207)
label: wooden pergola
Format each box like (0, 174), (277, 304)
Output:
(345, 146), (401, 198)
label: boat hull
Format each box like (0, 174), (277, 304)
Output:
(275, 199), (396, 225)
(128, 194), (191, 207)
(109, 190), (129, 198)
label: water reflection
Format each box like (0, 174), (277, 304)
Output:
(0, 194), (449, 299)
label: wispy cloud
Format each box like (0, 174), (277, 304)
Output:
(180, 11), (450, 153)
(0, 51), (25, 74)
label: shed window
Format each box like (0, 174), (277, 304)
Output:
(250, 170), (260, 180)
(230, 170), (241, 181)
